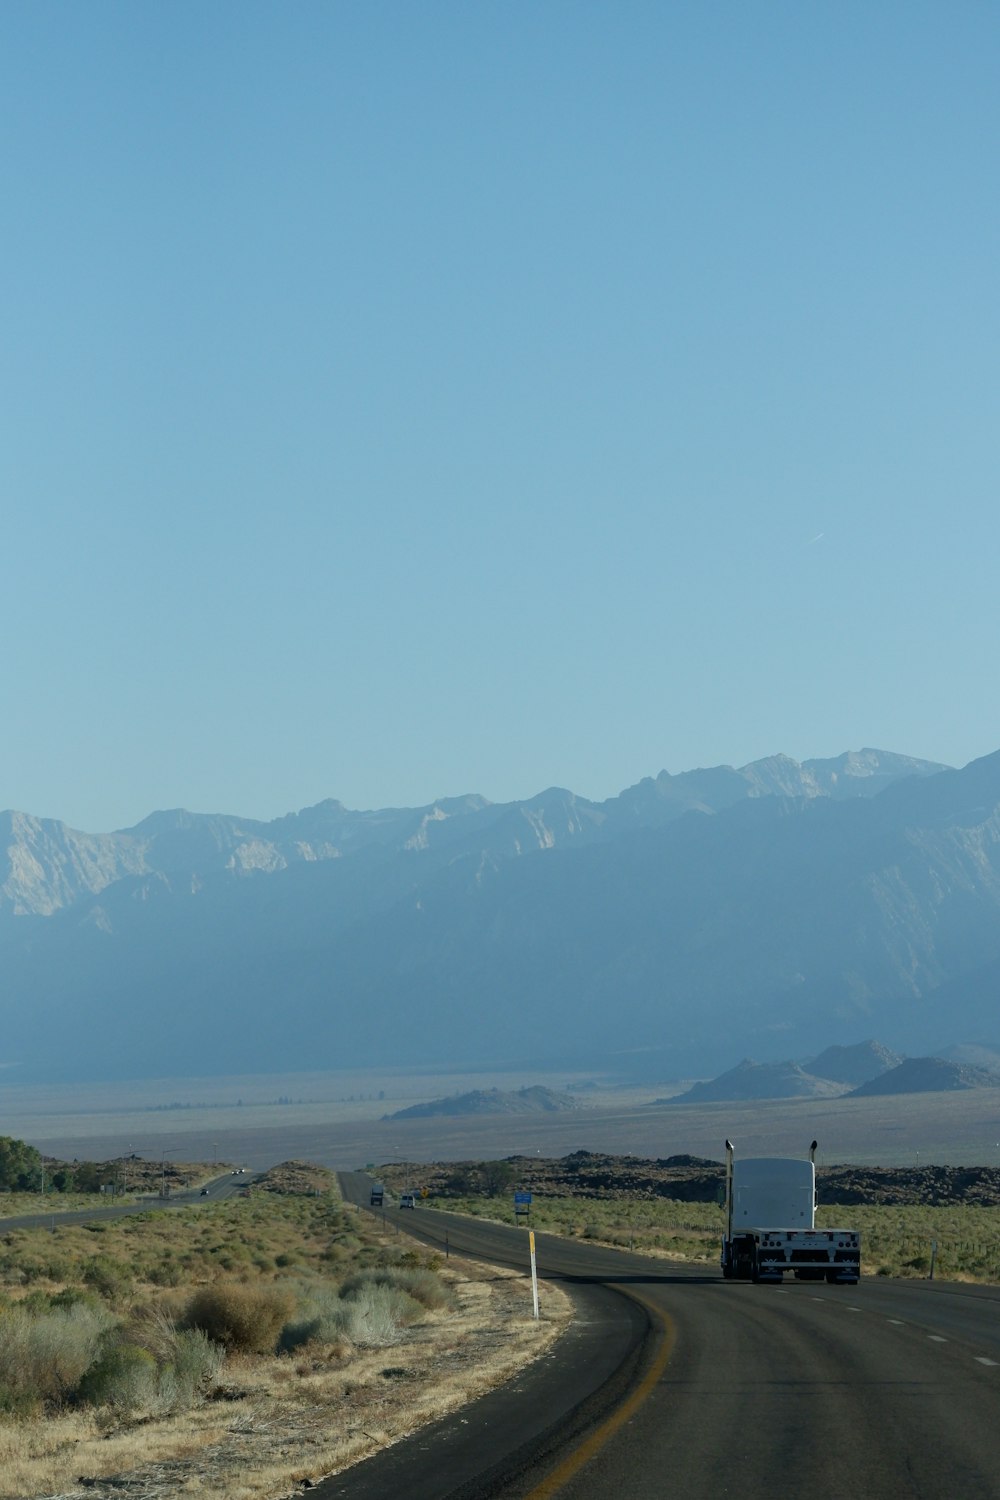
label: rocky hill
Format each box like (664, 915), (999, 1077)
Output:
(666, 1059), (849, 1104)
(849, 1057), (1000, 1096)
(806, 1040), (902, 1086)
(386, 1086), (578, 1120)
(658, 1041), (902, 1103)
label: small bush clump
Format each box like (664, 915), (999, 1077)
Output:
(184, 1282), (296, 1354)
(277, 1285), (347, 1353)
(77, 1343), (159, 1413)
(82, 1255), (132, 1303)
(342, 1266), (451, 1311)
(337, 1281), (423, 1347)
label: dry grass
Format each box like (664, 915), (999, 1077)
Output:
(0, 1255), (570, 1500)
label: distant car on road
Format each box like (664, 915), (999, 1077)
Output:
(200, 1187), (210, 1196)
(399, 1192), (417, 1209)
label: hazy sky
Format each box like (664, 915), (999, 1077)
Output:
(2, 3), (997, 832)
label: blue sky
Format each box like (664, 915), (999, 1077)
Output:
(2, 2), (997, 831)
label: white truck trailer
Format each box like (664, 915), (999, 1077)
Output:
(721, 1139), (860, 1284)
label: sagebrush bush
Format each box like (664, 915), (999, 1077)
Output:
(340, 1266), (450, 1311)
(77, 1343), (159, 1413)
(0, 1302), (113, 1407)
(277, 1284), (347, 1353)
(184, 1282), (296, 1354)
(74, 1306), (225, 1415)
(337, 1277), (426, 1346)
(82, 1255), (132, 1303)
(170, 1326), (224, 1400)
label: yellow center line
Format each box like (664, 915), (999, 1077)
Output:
(524, 1290), (676, 1498)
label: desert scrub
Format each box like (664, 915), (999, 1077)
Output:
(184, 1281), (297, 1353)
(0, 1192), (359, 1300)
(339, 1265), (452, 1311)
(76, 1325), (224, 1415)
(436, 1192), (1000, 1283)
(0, 1190), (408, 1410)
(818, 1203), (1000, 1280)
(0, 1300), (114, 1411)
(336, 1279), (425, 1346)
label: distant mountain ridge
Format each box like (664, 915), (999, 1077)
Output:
(10, 746), (1000, 1085)
(1, 747), (947, 919)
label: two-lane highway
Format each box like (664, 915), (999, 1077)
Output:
(0, 1171), (244, 1232)
(334, 1173), (1000, 1499)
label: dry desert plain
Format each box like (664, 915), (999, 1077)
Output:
(4, 1066), (1000, 1173)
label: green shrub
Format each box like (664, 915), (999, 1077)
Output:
(148, 1259), (185, 1287)
(170, 1327), (224, 1401)
(109, 1307), (225, 1413)
(0, 1381), (42, 1417)
(77, 1344), (158, 1412)
(82, 1255), (132, 1302)
(49, 1286), (104, 1314)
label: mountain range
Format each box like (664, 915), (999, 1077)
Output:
(6, 745), (1000, 1084)
(662, 1042), (1000, 1103)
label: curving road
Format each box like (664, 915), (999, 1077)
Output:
(334, 1173), (1000, 1499)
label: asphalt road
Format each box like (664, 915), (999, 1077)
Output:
(0, 1170), (244, 1231)
(335, 1174), (1000, 1499)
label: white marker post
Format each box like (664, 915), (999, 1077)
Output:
(529, 1230), (540, 1320)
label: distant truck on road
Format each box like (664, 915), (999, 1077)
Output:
(370, 1182), (385, 1207)
(721, 1139), (860, 1284)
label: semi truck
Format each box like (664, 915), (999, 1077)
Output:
(721, 1139), (860, 1284)
(370, 1182), (385, 1207)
